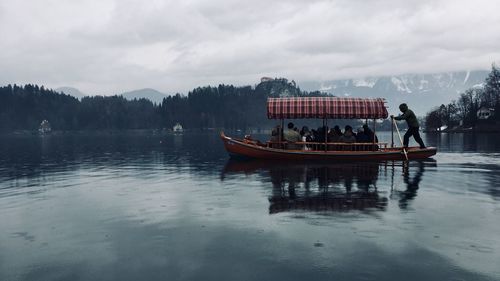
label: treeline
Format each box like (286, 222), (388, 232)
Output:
(0, 78), (327, 132)
(425, 65), (500, 130)
(0, 84), (158, 131)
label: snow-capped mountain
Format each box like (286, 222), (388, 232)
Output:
(300, 70), (489, 115)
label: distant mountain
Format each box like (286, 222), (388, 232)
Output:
(55, 87), (86, 99)
(120, 88), (167, 104)
(299, 70), (489, 115)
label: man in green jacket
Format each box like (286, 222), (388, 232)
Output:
(391, 103), (426, 149)
(283, 122), (301, 149)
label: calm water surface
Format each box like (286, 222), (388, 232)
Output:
(1, 132), (499, 281)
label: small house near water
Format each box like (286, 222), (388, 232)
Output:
(173, 123), (183, 133)
(39, 120), (51, 134)
(477, 106), (495, 120)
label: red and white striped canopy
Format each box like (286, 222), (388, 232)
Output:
(267, 97), (388, 119)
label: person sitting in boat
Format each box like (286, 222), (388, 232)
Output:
(299, 126), (313, 150)
(315, 125), (328, 143)
(355, 128), (368, 142)
(391, 103), (426, 149)
(355, 124), (379, 150)
(326, 125), (342, 150)
(312, 128), (320, 142)
(311, 129), (318, 142)
(327, 126), (342, 142)
(270, 125), (283, 148)
(358, 124), (378, 143)
(284, 122), (301, 149)
(270, 125), (281, 141)
(300, 126), (313, 142)
(334, 125), (343, 137)
(339, 125), (356, 143)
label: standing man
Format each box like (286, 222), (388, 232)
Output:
(391, 103), (426, 149)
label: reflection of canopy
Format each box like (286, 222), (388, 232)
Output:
(267, 97), (388, 119)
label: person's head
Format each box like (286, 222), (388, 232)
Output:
(344, 125), (352, 132)
(399, 103), (408, 113)
(363, 124), (371, 133)
(288, 122), (294, 129)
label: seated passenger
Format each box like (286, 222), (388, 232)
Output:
(310, 129), (317, 141)
(334, 125), (343, 137)
(284, 122), (301, 149)
(270, 125), (282, 142)
(300, 126), (313, 142)
(270, 125), (282, 148)
(315, 125), (328, 143)
(328, 126), (342, 142)
(363, 124), (378, 143)
(363, 124), (379, 151)
(356, 128), (370, 142)
(339, 125), (356, 143)
(299, 126), (313, 150)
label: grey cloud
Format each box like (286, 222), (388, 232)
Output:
(0, 0), (499, 94)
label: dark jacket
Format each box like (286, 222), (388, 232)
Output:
(394, 105), (419, 128)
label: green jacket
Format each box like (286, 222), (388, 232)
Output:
(284, 129), (301, 142)
(394, 109), (419, 128)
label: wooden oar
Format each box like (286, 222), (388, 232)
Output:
(392, 117), (408, 161)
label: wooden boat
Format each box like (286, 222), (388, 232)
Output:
(221, 97), (437, 161)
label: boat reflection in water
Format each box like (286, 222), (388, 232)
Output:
(223, 161), (389, 214)
(396, 160), (427, 210)
(267, 162), (387, 214)
(222, 159), (435, 214)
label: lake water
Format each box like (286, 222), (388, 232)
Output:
(1, 132), (499, 281)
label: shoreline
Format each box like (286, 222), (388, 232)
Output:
(2, 128), (500, 136)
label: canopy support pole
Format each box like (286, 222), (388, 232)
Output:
(324, 118), (328, 152)
(391, 116), (394, 148)
(372, 118), (376, 151)
(280, 118), (284, 150)
(278, 118), (283, 149)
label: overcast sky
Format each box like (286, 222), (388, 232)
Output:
(1, 0), (499, 95)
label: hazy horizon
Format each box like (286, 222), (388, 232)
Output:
(17, 68), (494, 98)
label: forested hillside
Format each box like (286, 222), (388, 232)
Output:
(0, 78), (325, 132)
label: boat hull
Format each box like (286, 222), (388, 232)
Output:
(220, 132), (436, 161)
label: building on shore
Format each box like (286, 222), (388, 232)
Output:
(38, 120), (51, 134)
(260, 77), (274, 83)
(173, 123), (183, 133)
(477, 106), (495, 120)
